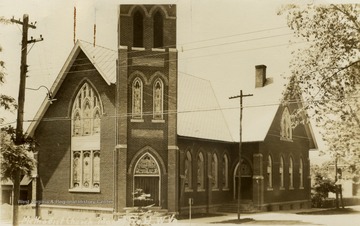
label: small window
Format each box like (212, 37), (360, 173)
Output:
(132, 78), (143, 119)
(267, 155), (273, 189)
(299, 157), (304, 189)
(153, 11), (163, 48)
(222, 154), (229, 189)
(279, 156), (285, 189)
(197, 152), (205, 190)
(185, 151), (192, 190)
(211, 153), (218, 189)
(289, 156), (294, 189)
(280, 107), (292, 141)
(133, 11), (144, 47)
(153, 79), (164, 120)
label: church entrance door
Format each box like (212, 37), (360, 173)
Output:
(133, 153), (161, 207)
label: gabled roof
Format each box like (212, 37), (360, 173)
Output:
(223, 77), (285, 142)
(27, 40), (117, 136)
(177, 73), (234, 142)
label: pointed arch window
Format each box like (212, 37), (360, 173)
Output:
(280, 156), (285, 189)
(289, 156), (294, 189)
(133, 11), (144, 47)
(153, 79), (164, 120)
(211, 153), (218, 190)
(197, 152), (205, 191)
(280, 107), (292, 141)
(70, 83), (101, 192)
(299, 157), (304, 189)
(153, 11), (164, 48)
(185, 151), (192, 190)
(267, 155), (273, 189)
(222, 154), (229, 189)
(132, 78), (143, 119)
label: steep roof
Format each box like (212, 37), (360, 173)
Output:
(223, 78), (286, 142)
(27, 42), (297, 144)
(27, 40), (117, 136)
(177, 73), (234, 142)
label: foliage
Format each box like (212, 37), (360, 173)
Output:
(0, 126), (36, 182)
(280, 4), (360, 177)
(1, 17), (18, 117)
(311, 172), (336, 208)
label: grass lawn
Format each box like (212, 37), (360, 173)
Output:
(297, 207), (359, 215)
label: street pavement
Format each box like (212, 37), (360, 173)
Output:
(1, 206), (359, 226)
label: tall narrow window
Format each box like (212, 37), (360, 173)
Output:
(289, 156), (294, 189)
(280, 156), (284, 189)
(185, 151), (192, 190)
(132, 78), (143, 119)
(280, 107), (292, 140)
(197, 152), (204, 190)
(299, 157), (304, 189)
(222, 154), (229, 189)
(71, 83), (101, 191)
(267, 155), (273, 189)
(211, 153), (218, 189)
(133, 11), (144, 47)
(153, 11), (163, 48)
(153, 79), (163, 120)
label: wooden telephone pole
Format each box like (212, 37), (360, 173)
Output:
(10, 14), (43, 226)
(229, 90), (253, 220)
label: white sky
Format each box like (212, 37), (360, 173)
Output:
(1, 0), (354, 149)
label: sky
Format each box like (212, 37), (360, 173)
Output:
(1, 0), (354, 149)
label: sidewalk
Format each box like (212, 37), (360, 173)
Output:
(178, 206), (360, 226)
(1, 206), (360, 226)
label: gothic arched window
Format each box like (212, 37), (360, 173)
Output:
(222, 154), (229, 189)
(197, 152), (205, 190)
(211, 153), (219, 189)
(71, 82), (101, 191)
(280, 155), (285, 189)
(133, 11), (144, 47)
(280, 107), (292, 140)
(267, 155), (273, 189)
(132, 78), (143, 119)
(153, 79), (164, 120)
(299, 157), (304, 189)
(289, 156), (294, 189)
(153, 11), (164, 48)
(185, 151), (192, 190)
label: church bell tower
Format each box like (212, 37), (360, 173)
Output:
(115, 5), (178, 213)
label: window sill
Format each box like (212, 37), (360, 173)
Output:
(299, 186), (304, 190)
(152, 119), (165, 123)
(185, 188), (193, 192)
(222, 188), (230, 191)
(197, 188), (205, 192)
(280, 187), (285, 190)
(267, 187), (274, 191)
(131, 119), (144, 123)
(212, 188), (219, 191)
(289, 187), (294, 190)
(69, 187), (100, 193)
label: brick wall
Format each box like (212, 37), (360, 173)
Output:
(36, 51), (116, 209)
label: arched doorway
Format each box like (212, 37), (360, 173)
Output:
(133, 153), (160, 207)
(233, 159), (253, 200)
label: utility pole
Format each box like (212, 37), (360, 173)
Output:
(229, 90), (253, 221)
(10, 14), (43, 226)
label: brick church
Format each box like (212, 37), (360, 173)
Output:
(26, 4), (317, 217)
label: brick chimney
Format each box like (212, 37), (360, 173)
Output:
(255, 65), (267, 88)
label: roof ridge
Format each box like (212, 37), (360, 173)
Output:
(77, 39), (117, 52)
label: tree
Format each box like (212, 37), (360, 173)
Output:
(0, 17), (17, 120)
(1, 126), (36, 181)
(280, 4), (360, 207)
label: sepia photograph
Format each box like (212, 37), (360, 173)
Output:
(1, 0), (359, 225)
